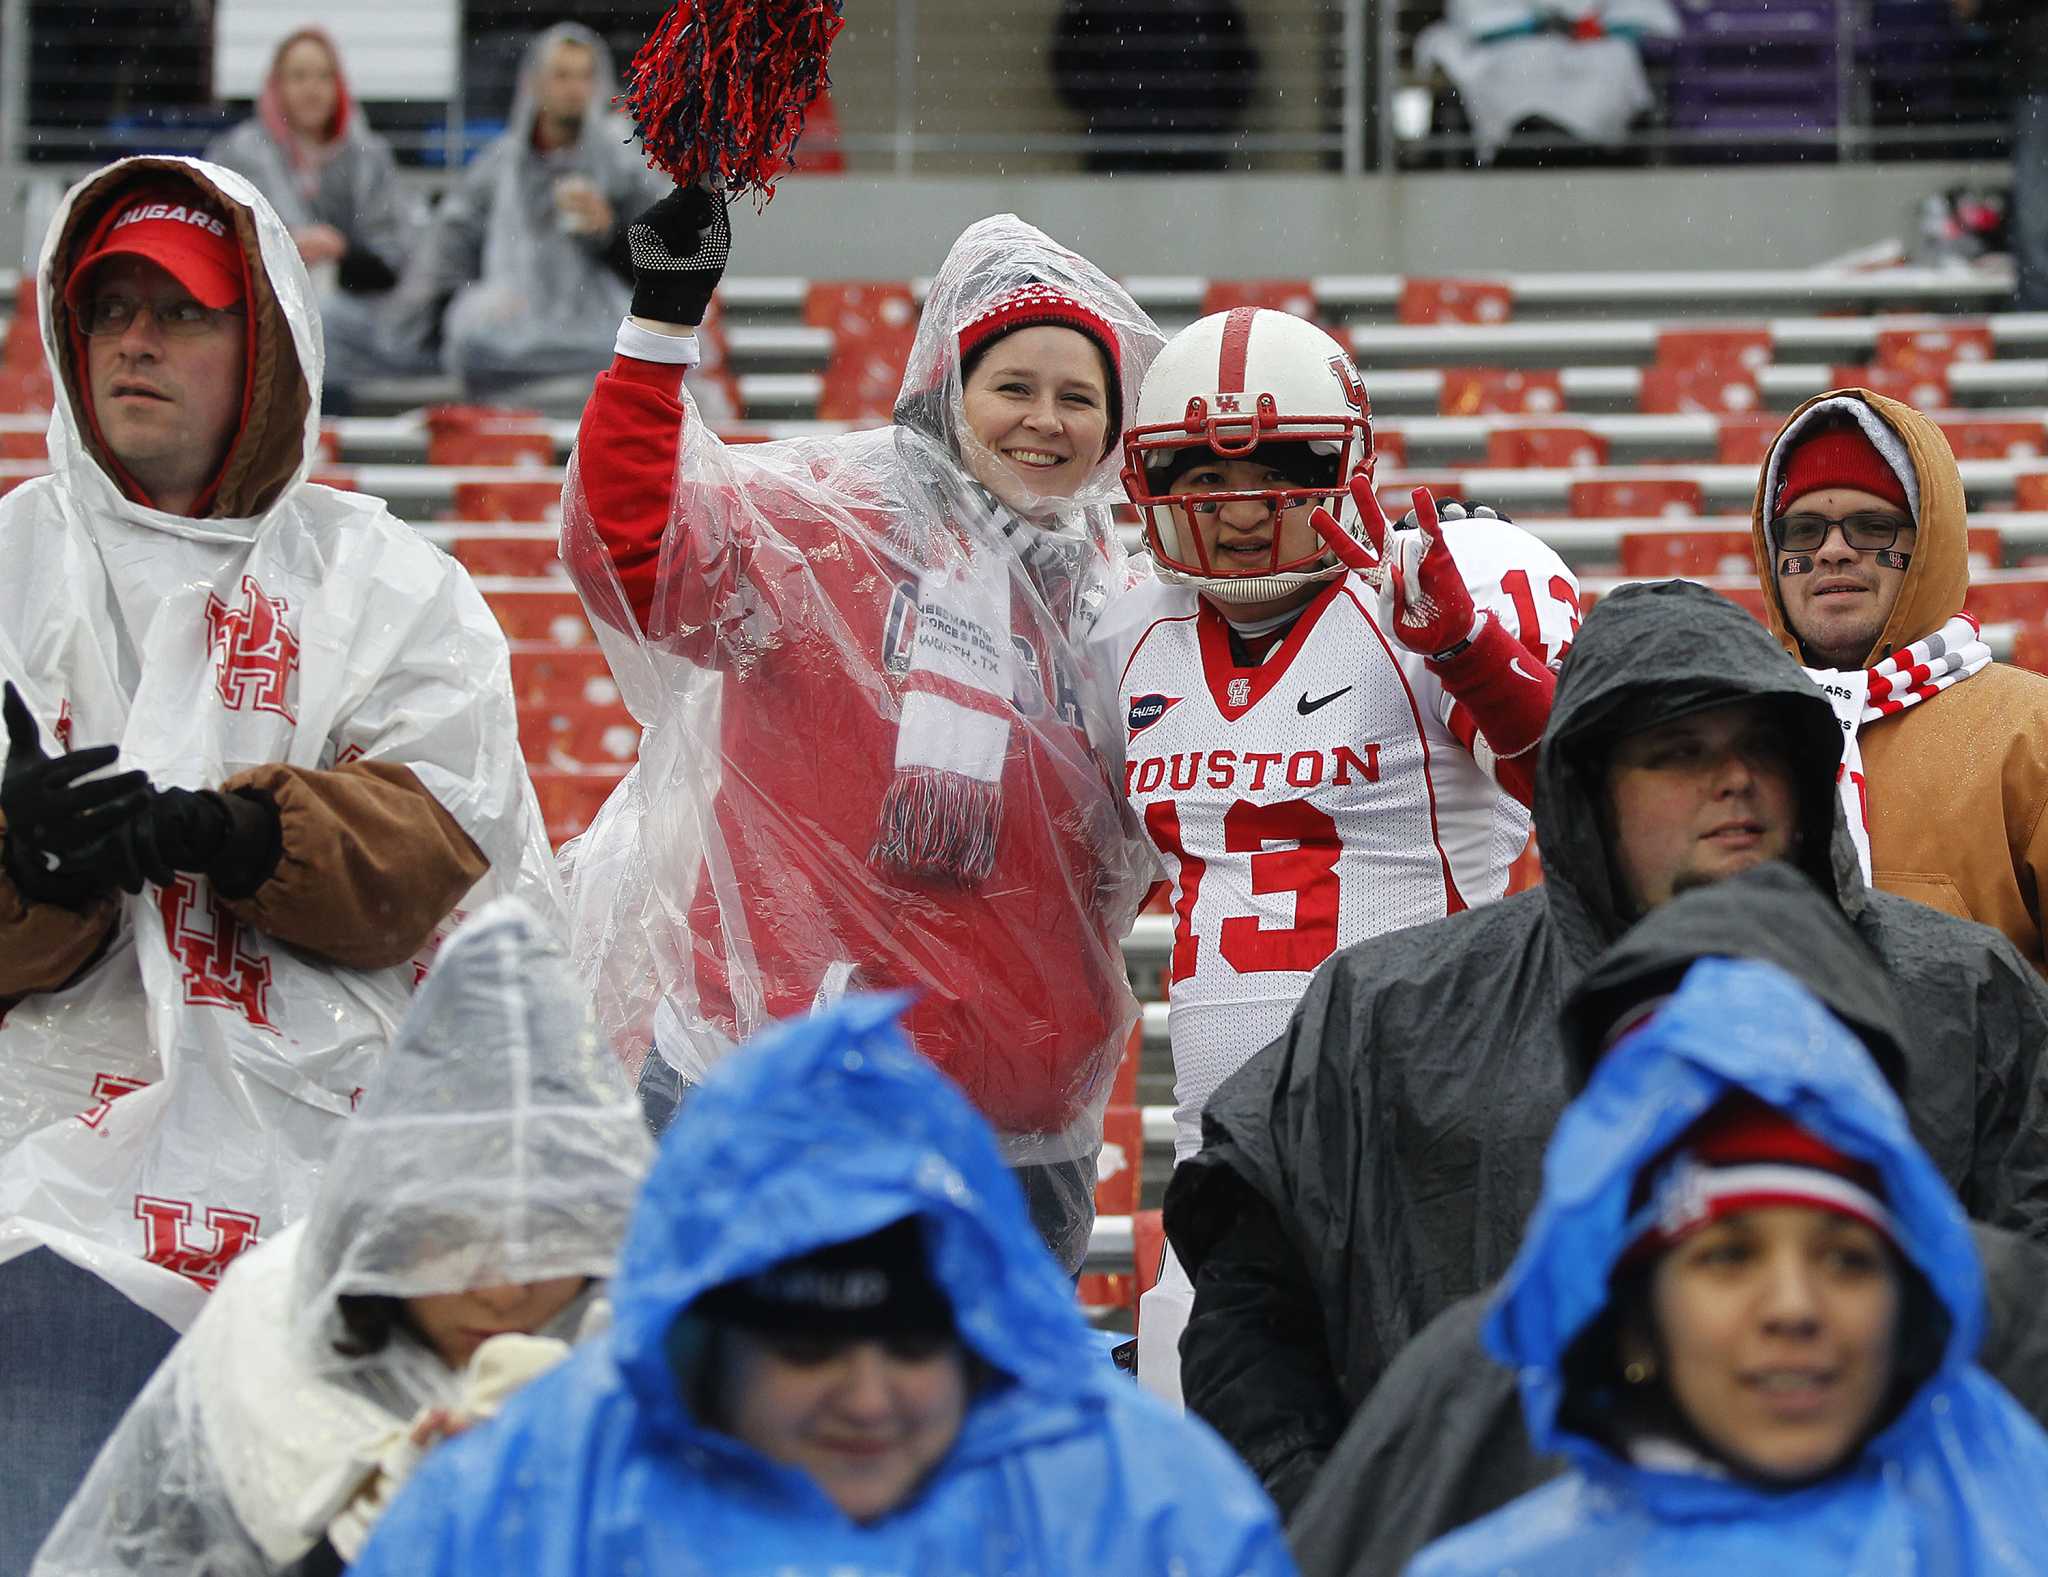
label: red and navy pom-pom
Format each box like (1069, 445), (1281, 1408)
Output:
(622, 0), (847, 205)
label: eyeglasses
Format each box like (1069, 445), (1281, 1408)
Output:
(81, 294), (244, 338)
(1770, 511), (1914, 553)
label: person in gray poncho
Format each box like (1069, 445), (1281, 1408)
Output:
(377, 23), (668, 395)
(1165, 578), (2048, 1514)
(31, 899), (652, 1576)
(203, 27), (426, 394)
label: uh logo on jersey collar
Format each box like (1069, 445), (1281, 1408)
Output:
(1129, 692), (1183, 741)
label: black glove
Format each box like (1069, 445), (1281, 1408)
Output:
(1396, 498), (1510, 532)
(626, 184), (731, 328)
(78, 785), (282, 899)
(1, 680), (150, 908)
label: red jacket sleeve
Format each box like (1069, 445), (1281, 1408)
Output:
(566, 355), (692, 636)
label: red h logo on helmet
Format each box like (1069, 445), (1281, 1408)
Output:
(206, 575), (300, 722)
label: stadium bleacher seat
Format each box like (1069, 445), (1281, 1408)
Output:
(1570, 477), (1706, 518)
(1486, 426), (1609, 470)
(425, 405), (557, 469)
(452, 478), (562, 524)
(1655, 327), (1774, 378)
(1639, 362), (1760, 416)
(453, 534), (560, 579)
(1200, 279), (1319, 321)
(1399, 278), (1512, 326)
(1619, 528), (1755, 578)
(480, 586), (595, 647)
(1941, 419), (2047, 462)
(1439, 367), (1562, 416)
(528, 767), (627, 847)
(517, 702), (640, 771)
(508, 646), (620, 710)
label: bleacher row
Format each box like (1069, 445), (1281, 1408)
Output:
(6, 260), (2045, 1306)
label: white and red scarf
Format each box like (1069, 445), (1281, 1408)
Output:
(871, 521), (1015, 886)
(1805, 612), (1991, 879)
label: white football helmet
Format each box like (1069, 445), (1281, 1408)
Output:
(1121, 308), (1376, 605)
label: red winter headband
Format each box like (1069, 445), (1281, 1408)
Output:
(1775, 425), (1912, 516)
(1624, 1094), (1895, 1264)
(957, 283), (1124, 446)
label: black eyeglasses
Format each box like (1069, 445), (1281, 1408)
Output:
(82, 294), (244, 338)
(1770, 511), (1914, 553)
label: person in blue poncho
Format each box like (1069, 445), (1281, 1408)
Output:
(349, 992), (1294, 1576)
(1408, 956), (2048, 1576)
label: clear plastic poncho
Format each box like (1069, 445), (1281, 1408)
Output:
(32, 899), (652, 1576)
(560, 217), (1164, 1257)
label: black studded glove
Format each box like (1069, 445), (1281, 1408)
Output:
(626, 184), (732, 329)
(1, 681), (150, 908)
(78, 784), (282, 899)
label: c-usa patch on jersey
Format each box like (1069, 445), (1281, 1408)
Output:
(1128, 692), (1182, 740)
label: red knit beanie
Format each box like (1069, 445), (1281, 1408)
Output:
(957, 282), (1124, 449)
(1624, 1094), (1894, 1263)
(1775, 424), (1912, 516)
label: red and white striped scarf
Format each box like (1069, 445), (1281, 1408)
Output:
(1804, 611), (1991, 880)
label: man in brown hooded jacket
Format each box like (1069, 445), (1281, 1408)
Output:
(0, 156), (555, 1562)
(1750, 387), (2048, 972)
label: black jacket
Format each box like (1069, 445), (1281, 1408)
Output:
(1164, 580), (2048, 1512)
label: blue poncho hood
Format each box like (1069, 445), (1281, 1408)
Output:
(1408, 958), (2048, 1574)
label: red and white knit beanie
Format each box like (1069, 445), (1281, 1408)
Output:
(957, 282), (1124, 452)
(1624, 1093), (1895, 1263)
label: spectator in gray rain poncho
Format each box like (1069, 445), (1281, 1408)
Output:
(203, 27), (426, 394)
(377, 23), (667, 395)
(32, 900), (652, 1577)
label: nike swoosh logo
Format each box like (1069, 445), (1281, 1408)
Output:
(1297, 687), (1352, 715)
(1509, 659), (1539, 683)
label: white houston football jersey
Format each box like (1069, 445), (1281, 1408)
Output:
(1093, 520), (1579, 1161)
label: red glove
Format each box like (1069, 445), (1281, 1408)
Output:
(1310, 479), (1480, 658)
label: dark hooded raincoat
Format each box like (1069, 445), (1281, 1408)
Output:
(1287, 862), (2048, 1576)
(1165, 578), (2048, 1511)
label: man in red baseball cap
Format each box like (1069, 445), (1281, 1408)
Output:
(60, 185), (252, 516)
(1749, 389), (2048, 976)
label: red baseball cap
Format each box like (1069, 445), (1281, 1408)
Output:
(63, 187), (245, 313)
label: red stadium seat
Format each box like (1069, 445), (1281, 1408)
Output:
(1438, 368), (1563, 417)
(3, 278), (41, 375)
(1716, 581), (1770, 622)
(1370, 428), (1407, 470)
(1618, 529), (1754, 578)
(1940, 420), (2048, 461)
(1506, 833), (1543, 895)
(1093, 1105), (1144, 1217)
(425, 405), (558, 468)
(1570, 477), (1705, 518)
(1399, 278), (1512, 326)
(452, 479), (562, 523)
(528, 767), (627, 847)
(2012, 620), (2048, 677)
(1638, 364), (1760, 416)
(307, 466), (358, 491)
(453, 535), (559, 578)
(817, 326), (918, 421)
(1875, 323), (1993, 377)
(802, 281), (919, 337)
(1200, 279), (1319, 321)
(509, 646), (620, 709)
(1377, 476), (1464, 517)
(1485, 426), (1609, 470)
(2015, 474), (2048, 512)
(1655, 327), (1773, 377)
(1966, 575), (2048, 628)
(0, 361), (54, 413)
(482, 589), (595, 646)
(1717, 414), (1785, 467)
(1968, 526), (2003, 573)
(0, 427), (45, 460)
(518, 703), (640, 770)
(1830, 363), (1949, 410)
